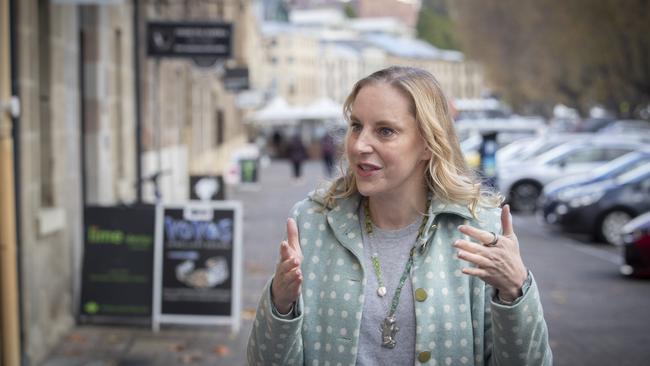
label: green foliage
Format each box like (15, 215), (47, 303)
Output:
(343, 3), (356, 18)
(416, 6), (458, 50)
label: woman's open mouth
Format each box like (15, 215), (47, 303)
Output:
(356, 163), (381, 177)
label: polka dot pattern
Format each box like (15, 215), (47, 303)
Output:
(247, 194), (551, 366)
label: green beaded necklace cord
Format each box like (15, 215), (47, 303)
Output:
(363, 198), (431, 324)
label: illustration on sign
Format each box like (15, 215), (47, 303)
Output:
(190, 175), (225, 201)
(176, 256), (229, 288)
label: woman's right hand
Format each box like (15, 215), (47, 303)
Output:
(271, 218), (304, 314)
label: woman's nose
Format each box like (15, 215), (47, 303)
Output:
(352, 132), (373, 154)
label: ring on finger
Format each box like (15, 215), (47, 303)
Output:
(484, 231), (499, 247)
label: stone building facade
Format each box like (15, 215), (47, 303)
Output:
(9, 0), (261, 364)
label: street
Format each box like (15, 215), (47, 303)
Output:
(43, 160), (650, 365)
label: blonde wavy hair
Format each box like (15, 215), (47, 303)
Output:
(323, 66), (502, 215)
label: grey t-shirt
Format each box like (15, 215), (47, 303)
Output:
(356, 207), (421, 366)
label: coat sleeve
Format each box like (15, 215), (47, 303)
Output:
(484, 273), (553, 365)
(246, 277), (305, 365)
(479, 207), (553, 365)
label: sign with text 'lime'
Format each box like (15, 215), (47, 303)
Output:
(80, 205), (156, 324)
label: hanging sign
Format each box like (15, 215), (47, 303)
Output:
(223, 67), (249, 91)
(147, 21), (233, 59)
(153, 202), (242, 332)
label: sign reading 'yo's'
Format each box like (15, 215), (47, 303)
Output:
(153, 202), (242, 332)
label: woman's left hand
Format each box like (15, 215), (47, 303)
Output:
(454, 204), (528, 302)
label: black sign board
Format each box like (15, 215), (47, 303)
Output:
(223, 67), (249, 91)
(147, 21), (233, 58)
(153, 203), (242, 330)
(189, 175), (225, 201)
(80, 205), (156, 324)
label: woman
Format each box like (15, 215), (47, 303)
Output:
(247, 66), (552, 365)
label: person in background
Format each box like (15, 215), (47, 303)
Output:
(321, 132), (336, 177)
(287, 134), (308, 183)
(248, 66), (552, 365)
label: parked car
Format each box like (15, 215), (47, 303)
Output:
(498, 139), (643, 212)
(620, 211), (650, 278)
(458, 118), (546, 169)
(572, 117), (615, 132)
(543, 148), (650, 198)
(541, 162), (650, 245)
(598, 119), (650, 135)
(497, 133), (592, 167)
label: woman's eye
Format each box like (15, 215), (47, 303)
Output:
(378, 127), (395, 137)
(349, 123), (362, 132)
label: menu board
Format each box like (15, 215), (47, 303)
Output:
(153, 202), (242, 331)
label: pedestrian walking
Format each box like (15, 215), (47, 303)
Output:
(320, 133), (336, 177)
(286, 134), (308, 183)
(247, 66), (552, 365)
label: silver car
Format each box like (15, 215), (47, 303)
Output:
(497, 138), (645, 213)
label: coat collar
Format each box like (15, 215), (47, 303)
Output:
(319, 191), (474, 258)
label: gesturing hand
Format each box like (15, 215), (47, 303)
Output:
(454, 204), (528, 302)
(271, 218), (304, 314)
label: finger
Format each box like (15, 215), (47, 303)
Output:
(277, 256), (300, 275)
(280, 267), (303, 290)
(279, 241), (292, 260)
(461, 266), (489, 278)
(458, 224), (495, 245)
(453, 238), (489, 255)
(287, 218), (301, 253)
(457, 250), (493, 269)
(501, 204), (514, 237)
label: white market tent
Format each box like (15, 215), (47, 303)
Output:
(248, 96), (299, 126)
(248, 96), (344, 126)
(300, 98), (343, 121)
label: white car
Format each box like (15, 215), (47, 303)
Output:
(497, 139), (644, 212)
(497, 133), (593, 167)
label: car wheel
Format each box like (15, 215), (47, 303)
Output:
(509, 182), (541, 213)
(599, 210), (632, 246)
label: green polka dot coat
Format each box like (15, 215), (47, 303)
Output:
(247, 189), (552, 365)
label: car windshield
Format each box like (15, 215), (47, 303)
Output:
(590, 151), (643, 177)
(498, 137), (535, 155)
(535, 143), (580, 164)
(616, 161), (650, 184)
(521, 140), (570, 160)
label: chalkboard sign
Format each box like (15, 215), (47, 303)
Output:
(79, 205), (156, 324)
(153, 202), (242, 331)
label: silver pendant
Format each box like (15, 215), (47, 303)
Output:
(377, 286), (387, 297)
(380, 315), (399, 348)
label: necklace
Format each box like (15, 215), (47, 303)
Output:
(363, 197), (430, 349)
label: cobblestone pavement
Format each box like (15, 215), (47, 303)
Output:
(41, 160), (650, 366)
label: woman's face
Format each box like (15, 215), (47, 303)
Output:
(346, 83), (430, 200)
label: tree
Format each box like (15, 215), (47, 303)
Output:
(449, 0), (650, 118)
(416, 0), (459, 50)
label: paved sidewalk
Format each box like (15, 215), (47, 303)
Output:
(42, 160), (332, 366)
